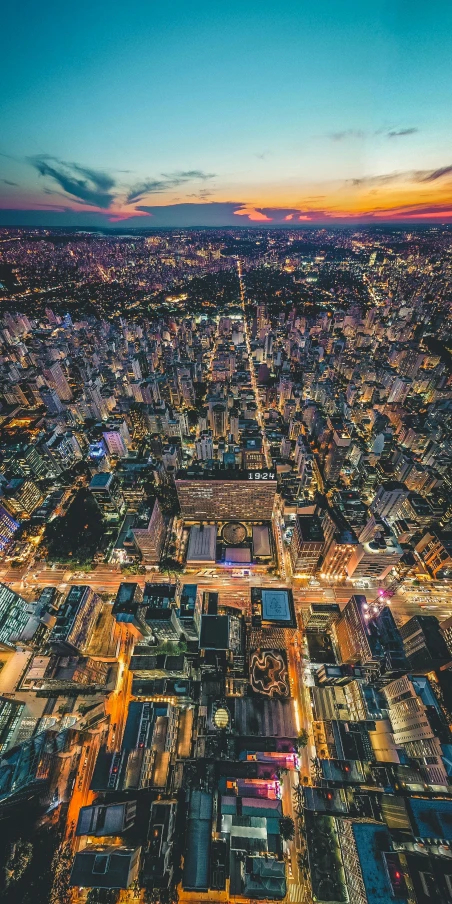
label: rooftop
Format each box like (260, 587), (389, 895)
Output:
(89, 472), (113, 488)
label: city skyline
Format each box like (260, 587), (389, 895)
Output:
(1, 2), (452, 899)
(0, 223), (452, 902)
(2, 1), (452, 226)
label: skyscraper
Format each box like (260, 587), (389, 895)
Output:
(0, 584), (30, 645)
(0, 697), (26, 753)
(132, 497), (166, 564)
(0, 505), (20, 552)
(333, 595), (407, 675)
(44, 362), (73, 401)
(324, 429), (351, 483)
(289, 515), (324, 575)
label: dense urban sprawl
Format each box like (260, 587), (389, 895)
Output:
(0, 225), (451, 904)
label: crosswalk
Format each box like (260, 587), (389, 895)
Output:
(286, 879), (309, 903)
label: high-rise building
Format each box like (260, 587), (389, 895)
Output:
(3, 479), (43, 517)
(0, 696), (25, 753)
(320, 522), (358, 580)
(229, 409), (240, 443)
(241, 437), (265, 469)
(0, 727), (79, 811)
(132, 497), (166, 564)
(256, 304), (268, 331)
(414, 528), (452, 579)
(333, 595), (407, 675)
(370, 482), (409, 522)
(440, 615), (452, 658)
(175, 468), (277, 521)
(13, 443), (62, 479)
(0, 505), (20, 551)
(0, 584), (30, 646)
(399, 615), (450, 669)
(211, 403), (228, 438)
(383, 675), (448, 786)
(89, 473), (125, 521)
(195, 431), (214, 461)
(346, 527), (403, 580)
(49, 585), (103, 654)
(40, 388), (64, 414)
(289, 515), (324, 575)
(387, 376), (411, 404)
(43, 362), (72, 401)
(102, 430), (128, 458)
(323, 428), (351, 483)
(302, 602), (341, 632)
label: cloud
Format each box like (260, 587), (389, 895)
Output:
(187, 188), (213, 200)
(347, 163), (452, 188)
(348, 172), (402, 188)
(328, 126), (418, 142)
(29, 155), (116, 208)
(1, 179), (19, 186)
(234, 206), (273, 222)
(387, 127), (418, 138)
(136, 202), (336, 225)
(418, 164), (452, 183)
(358, 200), (452, 219)
(329, 129), (366, 141)
(233, 206), (327, 223)
(2, 196), (452, 229)
(126, 170), (215, 204)
(165, 169), (215, 181)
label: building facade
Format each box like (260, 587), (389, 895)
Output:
(175, 469), (277, 521)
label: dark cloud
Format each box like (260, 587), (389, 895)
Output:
(126, 170), (215, 204)
(135, 201), (241, 225)
(126, 180), (174, 203)
(1, 198), (451, 229)
(1, 179), (18, 186)
(387, 127), (418, 138)
(418, 165), (452, 183)
(137, 202), (334, 226)
(28, 155), (116, 208)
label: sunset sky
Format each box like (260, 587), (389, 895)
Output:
(1, 0), (452, 226)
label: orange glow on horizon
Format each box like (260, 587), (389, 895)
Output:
(7, 168), (452, 224)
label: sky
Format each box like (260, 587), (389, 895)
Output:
(1, 0), (452, 227)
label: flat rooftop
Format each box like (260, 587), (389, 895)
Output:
(253, 525), (271, 556)
(296, 514), (324, 542)
(186, 525), (217, 563)
(225, 547), (251, 563)
(89, 472), (113, 488)
(200, 615), (230, 649)
(262, 590), (291, 622)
